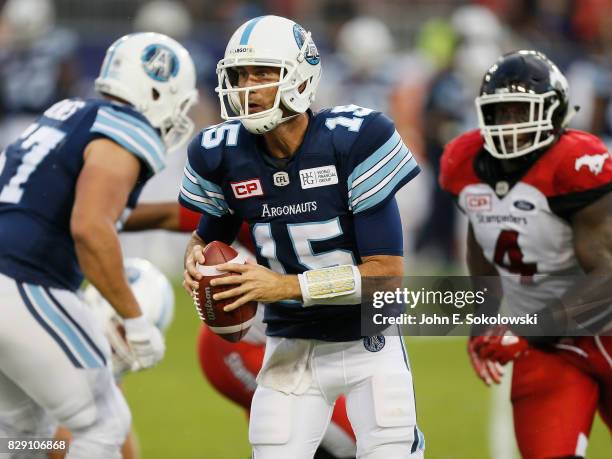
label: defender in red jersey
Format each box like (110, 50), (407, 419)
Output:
(440, 50), (612, 459)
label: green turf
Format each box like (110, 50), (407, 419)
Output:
(124, 284), (610, 459)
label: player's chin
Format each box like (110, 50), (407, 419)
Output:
(501, 136), (533, 153)
(248, 104), (267, 114)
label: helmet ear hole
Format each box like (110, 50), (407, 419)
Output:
(152, 88), (160, 101)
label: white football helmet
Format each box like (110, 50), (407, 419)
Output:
(95, 33), (198, 150)
(83, 258), (175, 378)
(337, 16), (393, 75)
(133, 1), (192, 40)
(1, 0), (55, 47)
(216, 15), (322, 134)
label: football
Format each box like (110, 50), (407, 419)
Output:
(193, 241), (257, 342)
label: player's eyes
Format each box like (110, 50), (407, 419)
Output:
(256, 69), (278, 80)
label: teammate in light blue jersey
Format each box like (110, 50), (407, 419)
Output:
(183, 15), (425, 459)
(0, 33), (197, 459)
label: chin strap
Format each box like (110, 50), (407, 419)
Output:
(561, 104), (580, 128)
(242, 109), (301, 134)
(278, 112), (300, 125)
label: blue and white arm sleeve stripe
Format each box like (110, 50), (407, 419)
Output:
(90, 107), (166, 173)
(179, 161), (229, 216)
(348, 130), (420, 213)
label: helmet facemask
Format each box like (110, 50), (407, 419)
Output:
(476, 91), (562, 159)
(157, 90), (198, 151)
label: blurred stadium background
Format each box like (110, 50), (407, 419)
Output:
(0, 0), (609, 457)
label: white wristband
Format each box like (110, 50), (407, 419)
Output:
(123, 315), (149, 335)
(298, 265), (362, 307)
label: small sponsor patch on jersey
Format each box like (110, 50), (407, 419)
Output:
(299, 165), (338, 189)
(575, 152), (610, 175)
(273, 171), (290, 187)
(363, 335), (385, 352)
(466, 193), (492, 211)
(231, 179), (264, 199)
(513, 199), (536, 211)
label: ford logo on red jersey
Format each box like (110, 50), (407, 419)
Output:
(231, 179), (264, 199)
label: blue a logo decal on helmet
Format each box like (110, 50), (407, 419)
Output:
(293, 24), (320, 66)
(141, 44), (179, 82)
(125, 266), (141, 284)
(363, 335), (385, 352)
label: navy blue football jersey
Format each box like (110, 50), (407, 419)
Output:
(0, 98), (166, 290)
(180, 105), (420, 341)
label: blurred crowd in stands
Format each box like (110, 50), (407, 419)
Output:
(0, 0), (610, 273)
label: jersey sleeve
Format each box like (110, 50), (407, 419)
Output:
(548, 131), (612, 218)
(354, 197), (403, 257)
(345, 113), (420, 214)
(196, 212), (243, 245)
(178, 132), (231, 217)
(555, 134), (612, 194)
(439, 129), (483, 197)
(89, 105), (166, 174)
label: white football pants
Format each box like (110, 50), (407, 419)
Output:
(0, 273), (130, 459)
(250, 332), (425, 459)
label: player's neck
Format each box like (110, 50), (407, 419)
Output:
(262, 112), (309, 159)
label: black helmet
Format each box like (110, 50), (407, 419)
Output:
(475, 50), (571, 159)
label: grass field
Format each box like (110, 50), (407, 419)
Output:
(124, 283), (610, 459)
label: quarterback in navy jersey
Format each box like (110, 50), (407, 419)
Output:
(182, 16), (424, 459)
(0, 33), (197, 459)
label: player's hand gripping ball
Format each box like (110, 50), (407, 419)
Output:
(192, 241), (257, 342)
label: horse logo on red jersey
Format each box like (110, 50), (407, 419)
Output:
(574, 152), (610, 176)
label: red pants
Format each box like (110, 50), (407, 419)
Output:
(197, 326), (355, 441)
(511, 336), (612, 459)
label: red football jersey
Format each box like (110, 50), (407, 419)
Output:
(440, 129), (612, 314)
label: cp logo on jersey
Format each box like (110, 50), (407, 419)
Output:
(466, 194), (492, 211)
(141, 44), (179, 82)
(231, 179), (264, 199)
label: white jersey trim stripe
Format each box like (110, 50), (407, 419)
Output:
(183, 166), (226, 200)
(351, 153), (414, 207)
(92, 121), (161, 173)
(179, 185), (225, 210)
(98, 108), (164, 159)
(349, 139), (405, 193)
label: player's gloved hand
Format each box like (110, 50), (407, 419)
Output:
(467, 337), (505, 386)
(124, 315), (165, 370)
(473, 326), (529, 365)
